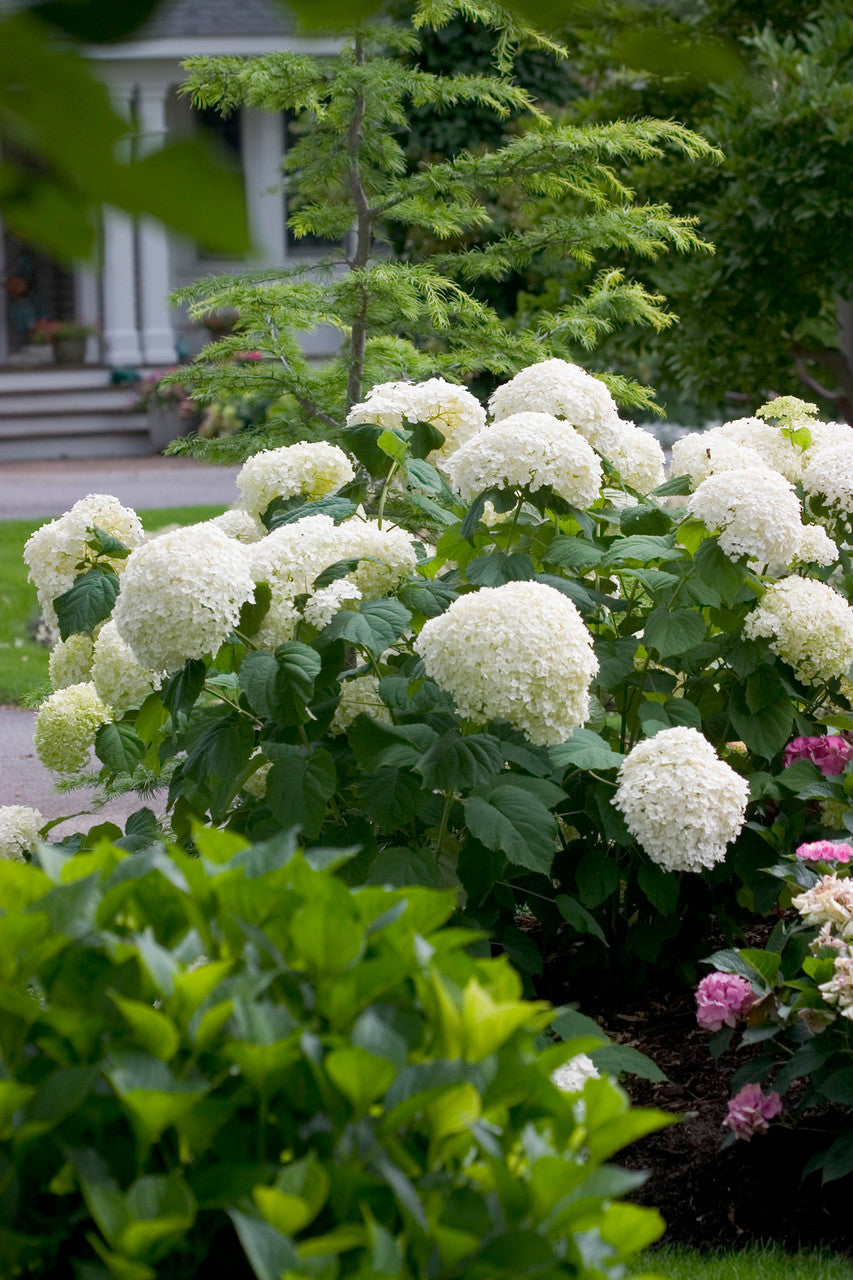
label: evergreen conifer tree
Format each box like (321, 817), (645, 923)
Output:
(169, 0), (714, 460)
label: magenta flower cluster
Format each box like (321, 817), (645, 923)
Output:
(784, 734), (853, 776)
(723, 1084), (782, 1140)
(695, 971), (756, 1032)
(796, 840), (853, 864)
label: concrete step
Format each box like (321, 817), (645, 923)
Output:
(0, 388), (138, 415)
(0, 412), (149, 441)
(0, 431), (152, 462)
(0, 366), (116, 393)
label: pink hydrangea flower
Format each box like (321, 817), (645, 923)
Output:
(785, 735), (853, 776)
(695, 971), (756, 1032)
(796, 840), (853, 864)
(723, 1083), (782, 1140)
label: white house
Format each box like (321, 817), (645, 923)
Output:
(0, 0), (337, 458)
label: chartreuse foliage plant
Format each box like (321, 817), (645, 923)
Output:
(163, 0), (715, 462)
(18, 366), (853, 996)
(0, 825), (671, 1279)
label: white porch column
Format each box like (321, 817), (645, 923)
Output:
(102, 84), (142, 365)
(73, 264), (100, 364)
(241, 108), (286, 266)
(137, 81), (176, 365)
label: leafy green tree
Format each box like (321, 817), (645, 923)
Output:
(566, 1), (853, 422)
(168, 0), (713, 461)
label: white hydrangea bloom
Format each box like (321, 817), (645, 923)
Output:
(444, 413), (602, 509)
(91, 620), (163, 711)
(113, 525), (255, 671)
(0, 805), (43, 861)
(743, 577), (853, 684)
(207, 508), (266, 543)
(24, 493), (144, 627)
(603, 420), (666, 493)
(793, 874), (853, 939)
(818, 947), (853, 1018)
(337, 517), (419, 599)
(806, 420), (853, 456)
(613, 726), (749, 872)
(34, 682), (111, 773)
(415, 581), (598, 746)
(236, 442), (354, 520)
(551, 1052), (600, 1093)
(802, 445), (853, 524)
(716, 417), (806, 483)
(489, 359), (620, 443)
(249, 514), (344, 649)
(330, 674), (391, 735)
(794, 523), (839, 567)
(48, 633), (94, 689)
(303, 579), (363, 630)
(686, 467), (806, 569)
(347, 377), (486, 465)
(670, 432), (766, 489)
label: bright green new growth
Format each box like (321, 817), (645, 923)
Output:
(169, 0), (716, 461)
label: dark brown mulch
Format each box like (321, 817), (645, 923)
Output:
(593, 988), (853, 1254)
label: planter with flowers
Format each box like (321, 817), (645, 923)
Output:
(31, 318), (96, 365)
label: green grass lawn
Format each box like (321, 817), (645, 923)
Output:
(0, 505), (226, 705)
(640, 1246), (853, 1279)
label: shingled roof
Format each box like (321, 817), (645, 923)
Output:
(138, 0), (294, 38)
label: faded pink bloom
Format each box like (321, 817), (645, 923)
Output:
(796, 840), (853, 864)
(695, 972), (756, 1032)
(723, 1083), (782, 1140)
(785, 735), (853, 776)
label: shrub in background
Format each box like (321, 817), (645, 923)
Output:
(0, 825), (670, 1279)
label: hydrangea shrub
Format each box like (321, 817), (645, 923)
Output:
(0, 826), (670, 1279)
(22, 364), (853, 985)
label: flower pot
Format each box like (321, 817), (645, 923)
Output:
(52, 335), (88, 365)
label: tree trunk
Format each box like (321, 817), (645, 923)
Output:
(790, 299), (853, 424)
(345, 37), (373, 413)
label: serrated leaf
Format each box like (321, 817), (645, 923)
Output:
(555, 894), (607, 944)
(409, 420), (446, 459)
(600, 534), (680, 566)
(463, 784), (557, 874)
(643, 607), (706, 659)
(161, 660), (206, 722)
(54, 567), (119, 639)
(542, 535), (603, 571)
(466, 552), (534, 586)
(265, 745), (336, 840)
(729, 692), (793, 760)
(575, 851), (622, 908)
(651, 474), (693, 496)
(312, 558), (362, 589)
(550, 729), (624, 772)
(590, 1043), (668, 1083)
(95, 722), (145, 772)
(265, 495), (356, 531)
(398, 578), (458, 618)
(416, 732), (504, 792)
(459, 487), (513, 541)
(317, 597), (412, 655)
(239, 643), (321, 725)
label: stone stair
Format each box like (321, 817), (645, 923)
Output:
(0, 367), (155, 462)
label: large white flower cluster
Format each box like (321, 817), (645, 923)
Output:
(686, 467), (835, 570)
(302, 579), (363, 630)
(236, 442), (354, 520)
(743, 577), (853, 684)
(0, 805), (43, 861)
(346, 377), (486, 465)
(207, 508), (266, 543)
(604, 420), (666, 493)
(330, 674), (392, 735)
(34, 682), (111, 773)
(113, 525), (255, 671)
(671, 433), (766, 488)
(415, 581), (598, 746)
(802, 445), (853, 525)
(613, 726), (749, 872)
(489, 358), (619, 439)
(24, 493), (144, 627)
(48, 633), (94, 689)
(444, 412), (602, 509)
(338, 517), (419, 598)
(91, 620), (163, 711)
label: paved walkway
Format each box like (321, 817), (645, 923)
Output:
(1, 455), (237, 833)
(0, 455), (240, 519)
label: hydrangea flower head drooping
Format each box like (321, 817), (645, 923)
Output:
(792, 874), (853, 938)
(113, 525), (255, 671)
(236, 441), (355, 520)
(414, 581), (598, 746)
(488, 358), (620, 442)
(0, 805), (43, 861)
(613, 726), (749, 872)
(33, 682), (111, 773)
(723, 1084), (782, 1140)
(444, 412), (602, 510)
(550, 1052), (600, 1094)
(346, 377), (486, 465)
(24, 493), (144, 627)
(48, 633), (94, 690)
(695, 972), (756, 1031)
(817, 947), (853, 1018)
(743, 577), (853, 684)
(91, 620), (163, 712)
